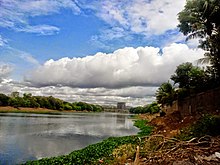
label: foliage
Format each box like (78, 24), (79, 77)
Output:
(129, 102), (160, 114)
(190, 115), (220, 137)
(0, 92), (103, 112)
(171, 62), (206, 90)
(156, 82), (176, 107)
(177, 115), (220, 140)
(146, 102), (160, 114)
(0, 93), (10, 106)
(134, 119), (153, 136)
(178, 0), (220, 83)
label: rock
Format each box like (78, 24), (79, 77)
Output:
(215, 152), (220, 159)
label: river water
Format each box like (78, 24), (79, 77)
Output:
(0, 112), (138, 164)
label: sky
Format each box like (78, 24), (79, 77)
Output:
(0, 0), (204, 107)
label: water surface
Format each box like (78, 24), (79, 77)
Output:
(0, 112), (138, 164)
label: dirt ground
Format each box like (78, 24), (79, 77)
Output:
(135, 112), (220, 165)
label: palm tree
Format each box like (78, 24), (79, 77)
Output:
(178, 0), (220, 81)
(156, 82), (176, 107)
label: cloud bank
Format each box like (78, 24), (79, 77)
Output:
(26, 43), (204, 88)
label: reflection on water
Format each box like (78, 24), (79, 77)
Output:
(0, 112), (138, 164)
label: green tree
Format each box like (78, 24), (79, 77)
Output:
(0, 93), (10, 106)
(171, 62), (206, 90)
(156, 82), (176, 107)
(8, 97), (24, 108)
(146, 102), (160, 114)
(11, 91), (19, 98)
(178, 0), (220, 83)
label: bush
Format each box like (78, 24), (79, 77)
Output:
(177, 115), (220, 140)
(191, 115), (220, 137)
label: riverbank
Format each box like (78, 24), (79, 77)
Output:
(22, 112), (220, 164)
(0, 106), (85, 114)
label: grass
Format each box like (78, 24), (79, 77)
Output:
(0, 109), (62, 115)
(0, 109), (61, 115)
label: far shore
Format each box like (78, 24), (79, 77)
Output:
(0, 106), (79, 114)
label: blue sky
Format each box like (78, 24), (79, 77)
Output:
(0, 0), (204, 106)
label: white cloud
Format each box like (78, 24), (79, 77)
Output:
(0, 0), (80, 35)
(25, 43), (204, 88)
(0, 79), (156, 106)
(0, 35), (7, 47)
(85, 0), (186, 36)
(16, 25), (60, 35)
(6, 47), (40, 66)
(0, 64), (13, 79)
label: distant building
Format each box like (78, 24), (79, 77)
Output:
(117, 102), (126, 109)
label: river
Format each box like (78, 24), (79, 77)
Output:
(0, 112), (139, 164)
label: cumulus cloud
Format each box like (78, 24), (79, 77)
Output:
(0, 0), (80, 35)
(25, 43), (204, 88)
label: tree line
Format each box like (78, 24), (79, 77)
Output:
(0, 92), (103, 112)
(129, 102), (160, 114)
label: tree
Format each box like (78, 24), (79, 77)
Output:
(11, 91), (19, 98)
(171, 62), (206, 90)
(0, 93), (9, 106)
(178, 0), (220, 83)
(146, 102), (160, 114)
(156, 82), (176, 107)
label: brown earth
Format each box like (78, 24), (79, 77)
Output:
(133, 112), (220, 165)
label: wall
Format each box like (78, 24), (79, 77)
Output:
(162, 87), (220, 118)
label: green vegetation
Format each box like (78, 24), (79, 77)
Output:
(171, 62), (206, 90)
(23, 118), (153, 165)
(177, 115), (220, 140)
(178, 0), (220, 85)
(155, 0), (220, 107)
(134, 119), (153, 136)
(0, 92), (103, 112)
(24, 136), (139, 165)
(156, 82), (176, 107)
(129, 102), (160, 114)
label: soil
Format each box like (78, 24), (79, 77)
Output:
(135, 111), (220, 165)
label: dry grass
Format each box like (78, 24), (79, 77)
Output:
(0, 106), (76, 114)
